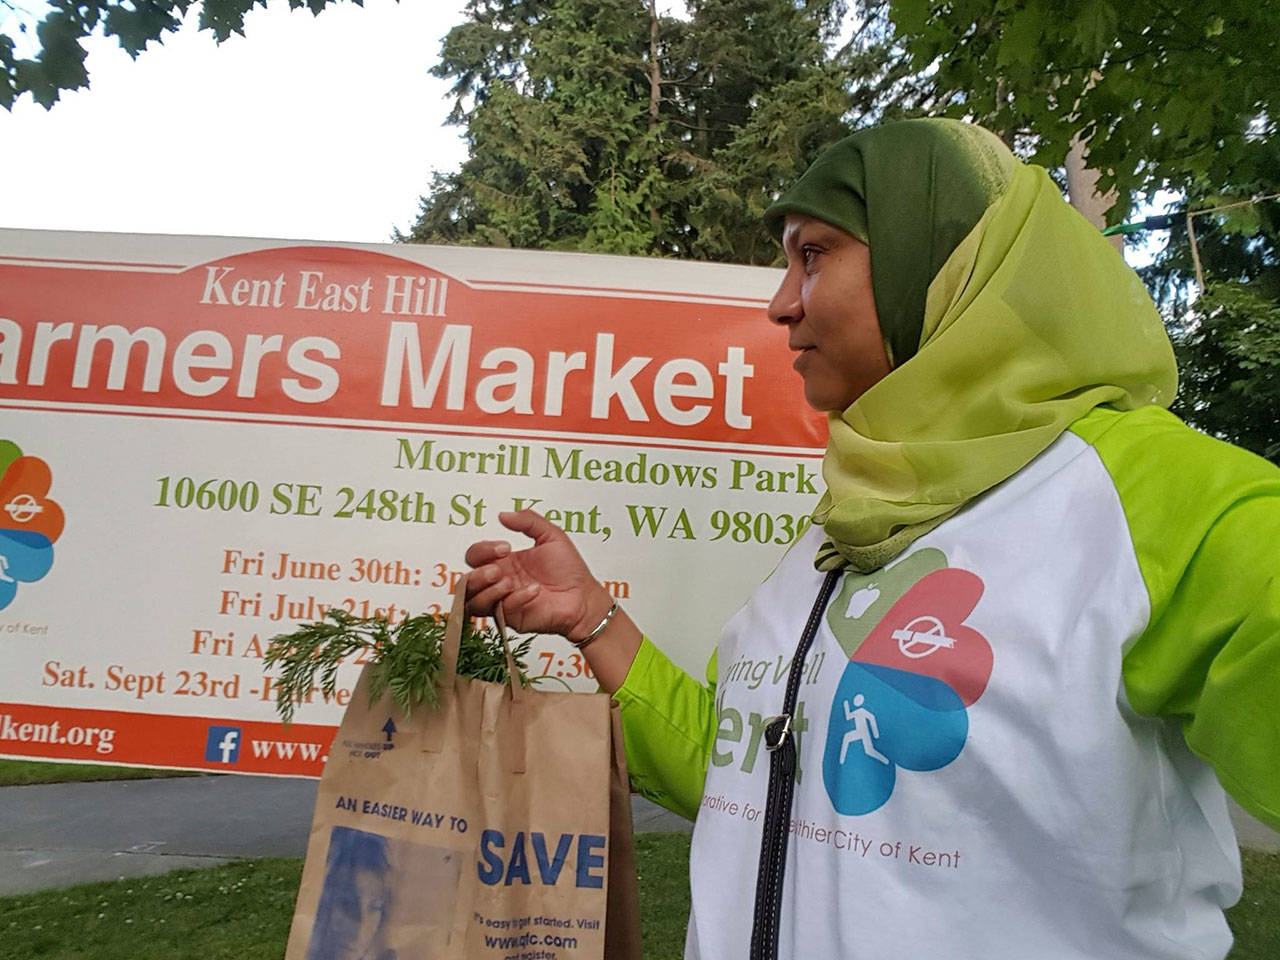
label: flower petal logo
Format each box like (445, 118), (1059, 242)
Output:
(0, 441), (64, 611)
(823, 553), (992, 816)
(825, 548), (948, 660)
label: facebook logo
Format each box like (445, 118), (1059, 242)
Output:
(205, 726), (242, 764)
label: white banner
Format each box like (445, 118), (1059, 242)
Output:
(0, 229), (824, 774)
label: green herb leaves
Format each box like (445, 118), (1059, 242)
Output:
(263, 609), (530, 724)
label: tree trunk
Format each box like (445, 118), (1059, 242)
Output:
(647, 0), (661, 234)
(1065, 134), (1123, 254)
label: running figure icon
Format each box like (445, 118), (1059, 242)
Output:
(840, 694), (889, 765)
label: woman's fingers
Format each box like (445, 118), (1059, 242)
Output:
(499, 509), (562, 544)
(463, 511), (586, 630)
(462, 555), (523, 602)
(466, 578), (540, 621)
(464, 539), (512, 568)
(464, 573), (512, 614)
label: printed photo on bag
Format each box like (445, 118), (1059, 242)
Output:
(307, 826), (461, 960)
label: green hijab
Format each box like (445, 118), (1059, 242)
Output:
(763, 118), (1178, 573)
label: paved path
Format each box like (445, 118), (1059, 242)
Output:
(0, 775), (691, 897)
(1231, 802), (1280, 856)
(1, 775), (1274, 897)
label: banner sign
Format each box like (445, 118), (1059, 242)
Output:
(0, 228), (825, 776)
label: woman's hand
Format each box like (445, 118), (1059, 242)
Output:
(464, 510), (613, 641)
(465, 509), (643, 693)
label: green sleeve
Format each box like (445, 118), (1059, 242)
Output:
(1073, 406), (1280, 830)
(611, 638), (719, 821)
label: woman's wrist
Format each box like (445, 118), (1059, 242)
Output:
(566, 585), (619, 645)
(576, 604), (643, 696)
(568, 600), (617, 649)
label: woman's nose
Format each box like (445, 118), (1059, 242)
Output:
(767, 269), (801, 325)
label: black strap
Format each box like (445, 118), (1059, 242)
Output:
(749, 569), (841, 960)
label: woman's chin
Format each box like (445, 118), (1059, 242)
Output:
(802, 387), (840, 414)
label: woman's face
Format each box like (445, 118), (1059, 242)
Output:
(349, 869), (390, 960)
(768, 214), (891, 412)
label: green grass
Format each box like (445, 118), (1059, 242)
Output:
(635, 832), (692, 958)
(0, 858), (301, 960)
(0, 841), (1274, 959)
(0, 759), (195, 787)
(1229, 849), (1280, 958)
(0, 836), (694, 960)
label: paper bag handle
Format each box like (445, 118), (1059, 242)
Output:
(430, 574), (526, 772)
(439, 574), (524, 702)
(493, 602), (527, 774)
(494, 604), (525, 705)
(439, 572), (468, 687)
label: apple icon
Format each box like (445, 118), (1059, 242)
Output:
(846, 584), (880, 619)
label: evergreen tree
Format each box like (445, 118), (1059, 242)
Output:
(402, 0), (925, 263)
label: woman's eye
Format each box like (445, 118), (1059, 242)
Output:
(800, 245), (820, 269)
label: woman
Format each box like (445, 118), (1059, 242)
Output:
(465, 118), (1280, 959)
(308, 826), (397, 960)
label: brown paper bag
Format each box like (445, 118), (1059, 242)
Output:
(285, 580), (642, 960)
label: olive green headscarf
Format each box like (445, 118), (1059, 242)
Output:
(763, 118), (1178, 573)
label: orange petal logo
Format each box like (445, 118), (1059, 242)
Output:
(0, 441), (63, 611)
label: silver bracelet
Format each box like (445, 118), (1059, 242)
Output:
(569, 600), (618, 650)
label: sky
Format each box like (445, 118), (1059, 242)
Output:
(0, 0), (472, 244)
